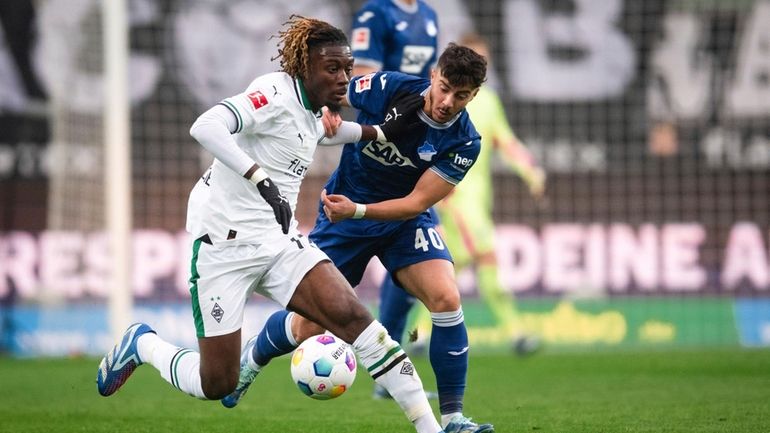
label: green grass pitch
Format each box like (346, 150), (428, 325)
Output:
(2, 349), (769, 432)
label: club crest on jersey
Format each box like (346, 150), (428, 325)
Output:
(351, 27), (370, 51)
(211, 302), (224, 323)
(355, 73), (375, 93)
(426, 20), (438, 37)
(417, 142), (437, 161)
(362, 140), (417, 168)
(247, 91), (268, 110)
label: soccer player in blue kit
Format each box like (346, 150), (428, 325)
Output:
(224, 43), (495, 433)
(350, 0), (445, 377)
(350, 0), (438, 78)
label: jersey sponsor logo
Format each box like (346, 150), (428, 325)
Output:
(400, 45), (435, 75)
(452, 153), (474, 168)
(395, 21), (408, 31)
(355, 73), (375, 93)
(351, 27), (370, 51)
(247, 90), (268, 110)
(362, 140), (417, 168)
(417, 142), (437, 161)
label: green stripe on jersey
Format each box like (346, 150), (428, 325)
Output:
(295, 79), (313, 111)
(220, 100), (243, 133)
(189, 238), (205, 338)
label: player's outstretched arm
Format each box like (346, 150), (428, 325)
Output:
(321, 170), (453, 223)
(320, 92), (424, 146)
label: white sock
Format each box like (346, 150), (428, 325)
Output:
(353, 321), (441, 433)
(136, 333), (206, 399)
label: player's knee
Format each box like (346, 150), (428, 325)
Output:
(327, 298), (373, 342)
(201, 368), (238, 399)
(424, 288), (461, 313)
(294, 315), (326, 343)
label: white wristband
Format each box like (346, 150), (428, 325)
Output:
(373, 125), (387, 143)
(248, 167), (269, 185)
(352, 203), (367, 219)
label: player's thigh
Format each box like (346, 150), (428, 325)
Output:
(191, 240), (265, 339)
(288, 260), (373, 343)
(380, 216), (458, 311)
(394, 259), (460, 312)
(256, 233), (331, 307)
(309, 222), (377, 287)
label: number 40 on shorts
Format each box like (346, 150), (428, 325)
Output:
(414, 227), (445, 251)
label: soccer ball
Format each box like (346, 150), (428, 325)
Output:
(290, 334), (357, 400)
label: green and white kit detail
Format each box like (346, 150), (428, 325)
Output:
(185, 72), (330, 338)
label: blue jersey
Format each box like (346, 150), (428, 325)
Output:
(350, 0), (438, 79)
(323, 71), (480, 224)
(310, 71), (479, 284)
(338, 71), (479, 203)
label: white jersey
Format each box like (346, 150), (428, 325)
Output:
(186, 72), (326, 243)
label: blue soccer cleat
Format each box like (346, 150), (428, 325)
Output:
(96, 323), (155, 396)
(443, 415), (495, 433)
(221, 336), (261, 408)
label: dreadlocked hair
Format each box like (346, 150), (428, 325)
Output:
(437, 43), (488, 89)
(272, 15), (349, 80)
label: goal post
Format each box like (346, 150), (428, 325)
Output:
(103, 0), (132, 342)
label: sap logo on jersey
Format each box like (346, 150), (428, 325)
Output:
(400, 45), (435, 75)
(355, 73), (375, 93)
(453, 153), (474, 168)
(363, 140), (417, 168)
(247, 91), (268, 110)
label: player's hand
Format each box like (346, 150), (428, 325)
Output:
(255, 178), (292, 233)
(321, 106), (342, 137)
(527, 167), (547, 198)
(378, 92), (425, 143)
(321, 189), (355, 223)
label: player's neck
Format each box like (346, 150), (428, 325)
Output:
(393, 0), (418, 13)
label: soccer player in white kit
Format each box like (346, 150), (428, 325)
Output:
(96, 15), (446, 433)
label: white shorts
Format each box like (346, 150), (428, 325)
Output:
(189, 231), (329, 338)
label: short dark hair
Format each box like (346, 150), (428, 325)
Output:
(273, 15), (349, 80)
(436, 43), (487, 89)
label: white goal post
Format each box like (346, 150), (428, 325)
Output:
(103, 0), (132, 342)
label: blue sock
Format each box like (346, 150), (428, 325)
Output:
(429, 309), (468, 415)
(378, 274), (416, 344)
(253, 310), (297, 366)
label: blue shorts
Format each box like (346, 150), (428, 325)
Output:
(309, 210), (452, 287)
